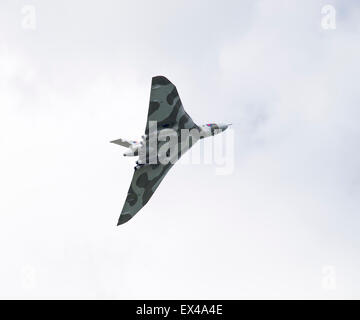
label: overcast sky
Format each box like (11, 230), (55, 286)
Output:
(1, 0), (360, 299)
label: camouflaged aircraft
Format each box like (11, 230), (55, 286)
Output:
(111, 76), (230, 225)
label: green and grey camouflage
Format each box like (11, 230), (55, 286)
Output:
(111, 76), (230, 225)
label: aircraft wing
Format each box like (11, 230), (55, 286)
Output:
(117, 76), (197, 225)
(118, 163), (173, 225)
(145, 76), (198, 134)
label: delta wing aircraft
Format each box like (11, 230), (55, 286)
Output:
(111, 76), (229, 225)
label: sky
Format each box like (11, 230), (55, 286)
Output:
(0, 0), (360, 299)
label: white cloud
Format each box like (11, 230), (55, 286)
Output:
(1, 0), (360, 299)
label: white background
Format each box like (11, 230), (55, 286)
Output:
(1, 0), (360, 299)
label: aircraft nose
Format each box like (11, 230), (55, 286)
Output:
(218, 123), (230, 131)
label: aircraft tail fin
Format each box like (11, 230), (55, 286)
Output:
(110, 138), (137, 148)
